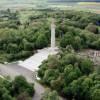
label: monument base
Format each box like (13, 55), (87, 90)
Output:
(49, 47), (58, 52)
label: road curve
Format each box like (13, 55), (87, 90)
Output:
(0, 63), (45, 100)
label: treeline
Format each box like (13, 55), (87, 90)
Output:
(0, 76), (34, 100)
(38, 49), (100, 100)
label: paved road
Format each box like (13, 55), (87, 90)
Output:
(0, 63), (45, 100)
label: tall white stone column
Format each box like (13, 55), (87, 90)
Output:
(51, 19), (56, 48)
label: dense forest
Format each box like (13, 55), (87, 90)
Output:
(0, 9), (50, 63)
(0, 9), (100, 63)
(38, 49), (100, 100)
(0, 76), (34, 100)
(0, 8), (100, 100)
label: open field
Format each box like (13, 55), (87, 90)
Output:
(0, 0), (47, 10)
(0, 1), (100, 14)
(78, 2), (100, 5)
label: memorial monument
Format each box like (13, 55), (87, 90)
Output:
(51, 19), (56, 49)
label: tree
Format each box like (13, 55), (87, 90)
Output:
(91, 89), (100, 100)
(12, 76), (34, 96)
(0, 86), (14, 100)
(69, 76), (93, 100)
(17, 92), (31, 100)
(43, 69), (58, 85)
(64, 64), (82, 84)
(61, 53), (77, 65)
(47, 55), (60, 69)
(73, 36), (82, 50)
(2, 92), (14, 100)
(22, 38), (33, 50)
(91, 38), (100, 50)
(41, 88), (60, 100)
(80, 58), (93, 75)
(85, 23), (99, 34)
(7, 43), (18, 53)
(0, 76), (34, 100)
(60, 34), (73, 48)
(35, 34), (48, 49)
(50, 76), (64, 92)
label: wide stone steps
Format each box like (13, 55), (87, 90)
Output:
(18, 47), (58, 71)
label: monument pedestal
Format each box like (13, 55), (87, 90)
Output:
(49, 47), (58, 52)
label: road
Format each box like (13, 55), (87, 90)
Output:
(0, 63), (65, 100)
(0, 63), (45, 100)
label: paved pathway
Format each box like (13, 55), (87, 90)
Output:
(18, 47), (58, 71)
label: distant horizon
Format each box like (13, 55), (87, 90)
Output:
(48, 0), (100, 2)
